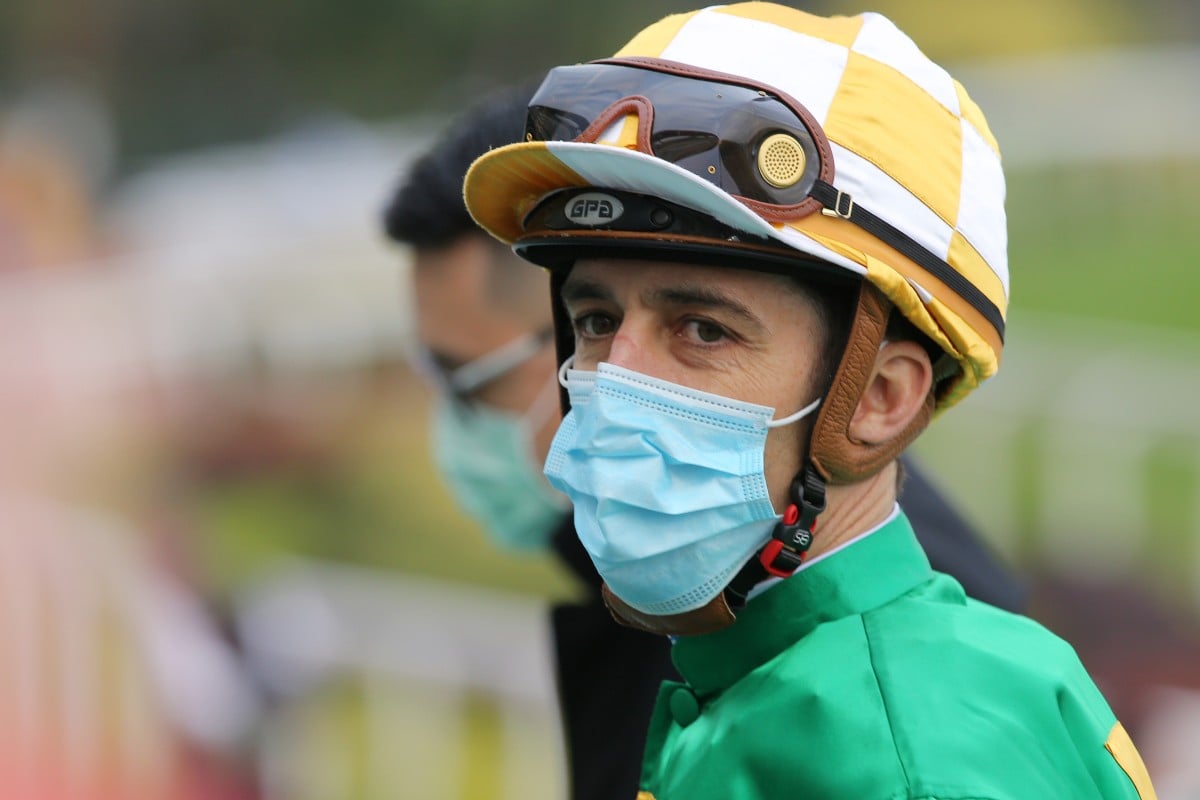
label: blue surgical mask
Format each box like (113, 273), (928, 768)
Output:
(544, 360), (820, 616)
(433, 382), (568, 552)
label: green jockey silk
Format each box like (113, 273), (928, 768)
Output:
(638, 511), (1156, 800)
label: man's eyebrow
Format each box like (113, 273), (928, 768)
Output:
(561, 277), (767, 331)
(560, 278), (615, 306)
(649, 286), (763, 328)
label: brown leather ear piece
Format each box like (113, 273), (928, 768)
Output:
(809, 282), (934, 484)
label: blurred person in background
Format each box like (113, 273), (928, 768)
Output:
(460, 3), (1155, 796)
(0, 96), (261, 799)
(384, 80), (1025, 800)
(0, 84), (115, 271)
(0, 273), (262, 800)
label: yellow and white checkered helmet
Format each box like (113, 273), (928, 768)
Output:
(465, 2), (1007, 413)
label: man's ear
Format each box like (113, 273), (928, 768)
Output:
(848, 340), (934, 445)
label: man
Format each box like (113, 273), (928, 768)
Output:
(386, 86), (680, 800)
(461, 4), (1156, 798)
(388, 70), (1027, 798)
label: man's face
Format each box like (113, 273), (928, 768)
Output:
(561, 258), (827, 510)
(411, 234), (558, 457)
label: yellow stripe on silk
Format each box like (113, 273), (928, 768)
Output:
(825, 50), (963, 233)
(787, 200), (1003, 352)
(946, 230), (1008, 316)
(859, 250), (1004, 409)
(793, 218), (1000, 410)
(1106, 722), (1159, 800)
(922, 294), (999, 409)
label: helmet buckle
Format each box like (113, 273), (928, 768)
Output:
(820, 189), (855, 219)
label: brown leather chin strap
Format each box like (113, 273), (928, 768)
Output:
(601, 584), (736, 636)
(808, 281), (934, 484)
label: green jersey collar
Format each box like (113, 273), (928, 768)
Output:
(671, 509), (934, 695)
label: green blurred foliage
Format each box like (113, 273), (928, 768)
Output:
(1008, 160), (1200, 331)
(189, 371), (581, 601)
(1141, 436), (1200, 597)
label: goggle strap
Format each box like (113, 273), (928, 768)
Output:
(810, 180), (1005, 343)
(449, 328), (553, 394)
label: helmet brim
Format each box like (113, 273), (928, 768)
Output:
(463, 139), (867, 279)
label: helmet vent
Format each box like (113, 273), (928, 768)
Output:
(757, 133), (807, 189)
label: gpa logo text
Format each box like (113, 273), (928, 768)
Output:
(566, 193), (624, 226)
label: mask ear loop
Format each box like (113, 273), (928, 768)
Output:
(446, 330), (547, 395)
(766, 396), (822, 428)
(556, 354), (576, 389)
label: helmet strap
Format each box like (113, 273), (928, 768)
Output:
(722, 463), (826, 610)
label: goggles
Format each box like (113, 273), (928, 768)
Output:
(410, 328), (554, 403)
(524, 58), (1005, 341)
(528, 59), (829, 215)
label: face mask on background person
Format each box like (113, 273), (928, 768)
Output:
(433, 379), (568, 551)
(545, 360), (820, 615)
(421, 329), (568, 551)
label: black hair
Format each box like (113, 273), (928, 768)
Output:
(383, 81), (540, 249)
(787, 275), (856, 396)
(883, 307), (939, 359)
(884, 305), (954, 400)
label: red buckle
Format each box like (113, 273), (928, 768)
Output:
(759, 539), (802, 579)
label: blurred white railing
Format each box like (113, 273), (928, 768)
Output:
(954, 44), (1200, 166)
(234, 562), (565, 800)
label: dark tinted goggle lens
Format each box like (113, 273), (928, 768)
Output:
(526, 63), (822, 206)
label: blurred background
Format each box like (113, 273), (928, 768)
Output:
(1, 0), (1198, 798)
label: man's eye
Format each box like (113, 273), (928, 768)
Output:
(575, 312), (616, 338)
(683, 319), (727, 344)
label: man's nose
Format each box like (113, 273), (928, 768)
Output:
(605, 332), (640, 370)
(603, 317), (656, 373)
